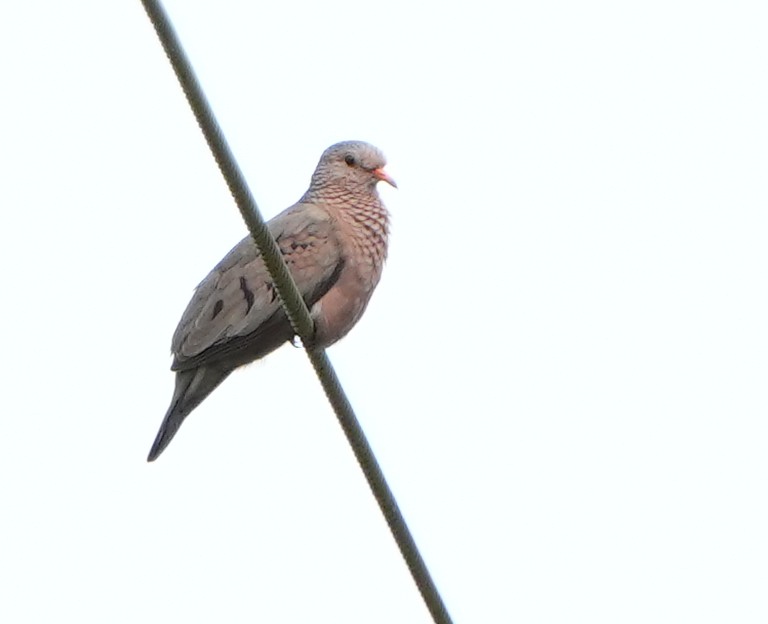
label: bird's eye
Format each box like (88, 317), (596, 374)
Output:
(344, 154), (356, 167)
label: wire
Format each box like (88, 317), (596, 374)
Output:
(139, 2), (454, 623)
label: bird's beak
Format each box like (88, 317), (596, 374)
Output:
(373, 167), (397, 188)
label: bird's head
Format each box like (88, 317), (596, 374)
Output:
(310, 140), (397, 194)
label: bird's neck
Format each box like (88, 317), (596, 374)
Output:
(340, 194), (390, 268)
(305, 186), (390, 268)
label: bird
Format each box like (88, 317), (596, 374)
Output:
(147, 140), (396, 461)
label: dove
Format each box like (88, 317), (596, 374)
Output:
(147, 141), (395, 461)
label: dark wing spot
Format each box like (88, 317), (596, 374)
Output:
(239, 277), (255, 314)
(290, 241), (311, 251)
(211, 299), (224, 319)
(265, 281), (277, 303)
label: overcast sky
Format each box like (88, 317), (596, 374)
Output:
(1, 1), (766, 622)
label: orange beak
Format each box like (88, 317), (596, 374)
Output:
(373, 167), (397, 188)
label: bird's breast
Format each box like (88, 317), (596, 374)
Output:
(309, 195), (389, 347)
(312, 218), (387, 347)
(311, 253), (382, 348)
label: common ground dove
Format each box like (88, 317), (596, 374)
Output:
(147, 141), (395, 461)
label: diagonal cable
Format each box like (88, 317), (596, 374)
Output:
(139, 2), (453, 624)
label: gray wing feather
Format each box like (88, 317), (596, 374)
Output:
(171, 203), (342, 370)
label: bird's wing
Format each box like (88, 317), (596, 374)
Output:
(171, 203), (343, 370)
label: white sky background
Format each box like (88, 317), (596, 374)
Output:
(0, 1), (766, 622)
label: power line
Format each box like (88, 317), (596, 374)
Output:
(138, 2), (454, 623)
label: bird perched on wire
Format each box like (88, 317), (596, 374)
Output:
(147, 140), (396, 462)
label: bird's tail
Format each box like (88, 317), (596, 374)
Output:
(147, 366), (232, 462)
